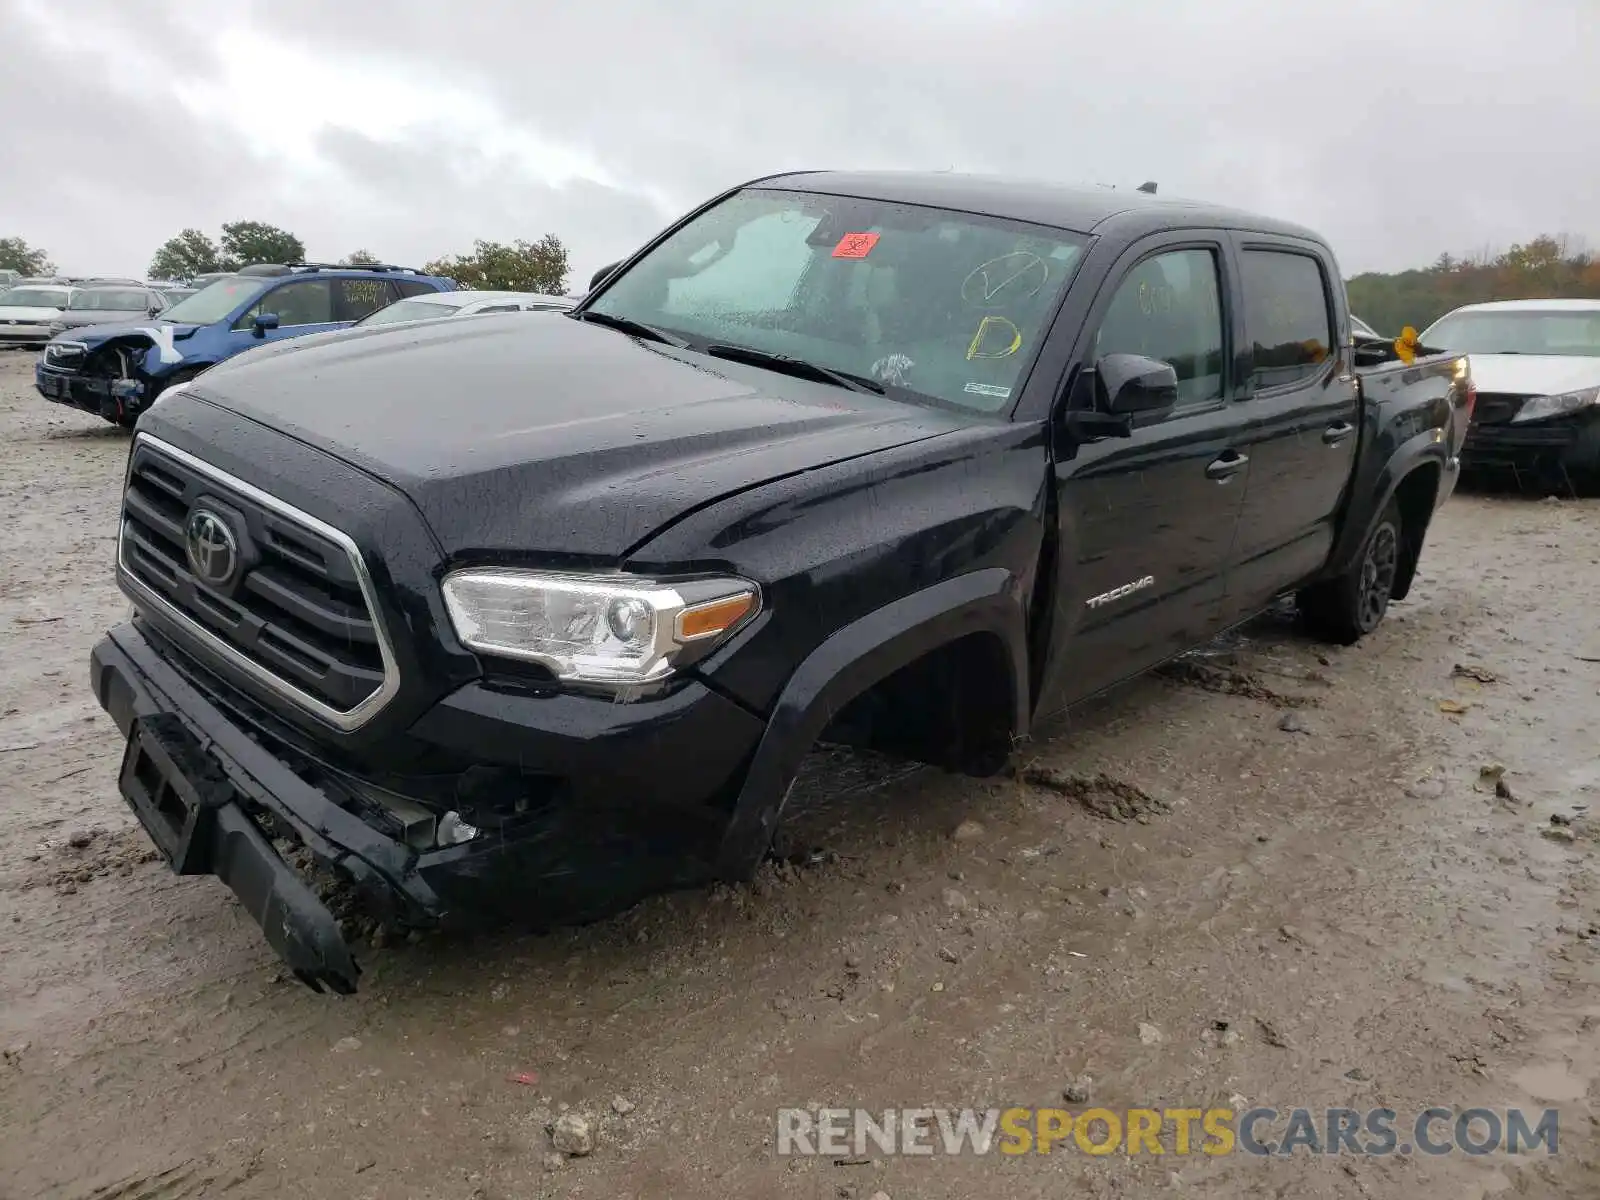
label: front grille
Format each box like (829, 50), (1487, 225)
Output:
(44, 342), (85, 369)
(1464, 423), (1579, 455)
(1470, 392), (1528, 426)
(117, 436), (398, 728)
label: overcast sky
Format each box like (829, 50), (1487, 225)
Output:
(5, 0), (1597, 287)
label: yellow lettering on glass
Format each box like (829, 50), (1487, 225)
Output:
(967, 315), (1023, 361)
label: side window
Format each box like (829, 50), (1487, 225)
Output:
(474, 303), (520, 314)
(334, 278), (397, 322)
(235, 279), (334, 329)
(392, 279), (435, 298)
(1093, 248), (1225, 407)
(1241, 250), (1333, 390)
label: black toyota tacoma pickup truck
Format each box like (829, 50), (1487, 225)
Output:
(89, 171), (1473, 992)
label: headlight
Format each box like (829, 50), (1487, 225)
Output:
(440, 570), (760, 684)
(1511, 386), (1600, 423)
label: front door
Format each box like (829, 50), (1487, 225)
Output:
(1038, 238), (1249, 714)
(1221, 241), (1360, 620)
(227, 278), (348, 354)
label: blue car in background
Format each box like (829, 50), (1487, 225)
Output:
(35, 263), (458, 426)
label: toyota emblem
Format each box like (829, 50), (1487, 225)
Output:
(185, 508), (240, 587)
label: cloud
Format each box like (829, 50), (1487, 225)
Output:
(3, 0), (1599, 280)
(309, 126), (672, 282)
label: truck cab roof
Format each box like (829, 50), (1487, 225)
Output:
(757, 170), (1326, 244)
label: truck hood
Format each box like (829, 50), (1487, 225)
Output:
(1463, 354), (1600, 396)
(177, 313), (967, 559)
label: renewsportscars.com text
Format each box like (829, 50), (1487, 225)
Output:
(777, 1106), (1559, 1157)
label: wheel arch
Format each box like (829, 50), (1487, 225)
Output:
(1326, 431), (1450, 591)
(713, 568), (1030, 880)
(1389, 459), (1442, 601)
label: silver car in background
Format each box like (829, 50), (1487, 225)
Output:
(47, 285), (169, 335)
(354, 289), (574, 328)
(0, 284), (75, 346)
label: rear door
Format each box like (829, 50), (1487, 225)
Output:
(1220, 241), (1359, 620)
(333, 277), (400, 324)
(1038, 233), (1249, 712)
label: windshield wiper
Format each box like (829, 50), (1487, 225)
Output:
(570, 309), (688, 348)
(703, 344), (885, 396)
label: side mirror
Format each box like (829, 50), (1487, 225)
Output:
(589, 261), (621, 291)
(252, 313), (280, 337)
(1095, 353), (1179, 415)
(148, 305), (164, 317)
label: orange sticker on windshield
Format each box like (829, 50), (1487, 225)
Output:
(832, 232), (880, 259)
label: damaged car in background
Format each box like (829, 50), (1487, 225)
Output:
(1422, 298), (1600, 490)
(34, 263), (458, 426)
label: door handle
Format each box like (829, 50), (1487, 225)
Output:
(1205, 452), (1249, 481)
(1322, 421), (1356, 446)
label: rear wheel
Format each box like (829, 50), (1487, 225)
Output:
(1298, 498), (1402, 645)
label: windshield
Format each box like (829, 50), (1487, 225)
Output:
(69, 288), (150, 311)
(357, 298), (457, 327)
(587, 188), (1088, 413)
(1421, 309), (1600, 357)
(158, 277), (266, 324)
(0, 287), (70, 308)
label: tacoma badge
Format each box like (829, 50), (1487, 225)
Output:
(1086, 576), (1155, 609)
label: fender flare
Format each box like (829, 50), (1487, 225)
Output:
(1324, 433), (1450, 584)
(713, 568), (1030, 880)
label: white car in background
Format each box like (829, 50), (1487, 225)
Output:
(354, 289), (574, 328)
(1421, 298), (1600, 486)
(0, 284), (75, 347)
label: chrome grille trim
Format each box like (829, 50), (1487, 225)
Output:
(116, 432), (402, 732)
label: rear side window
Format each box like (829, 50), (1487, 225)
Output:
(1241, 250), (1334, 389)
(392, 279), (435, 298)
(335, 278), (397, 322)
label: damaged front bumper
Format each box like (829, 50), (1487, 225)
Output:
(91, 624), (453, 994)
(1462, 408), (1600, 482)
(37, 359), (146, 420)
(90, 620), (767, 992)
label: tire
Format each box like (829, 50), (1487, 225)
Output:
(111, 366), (202, 428)
(1298, 497), (1402, 646)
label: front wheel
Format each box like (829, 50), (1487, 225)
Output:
(111, 366), (203, 428)
(1297, 498), (1402, 646)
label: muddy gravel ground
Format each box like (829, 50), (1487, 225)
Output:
(2, 349), (1599, 1199)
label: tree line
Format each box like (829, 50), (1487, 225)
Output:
(1348, 234), (1600, 335)
(13, 224), (1596, 325)
(146, 223), (570, 294)
(0, 223), (570, 295)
